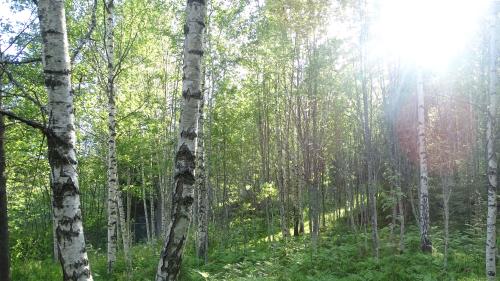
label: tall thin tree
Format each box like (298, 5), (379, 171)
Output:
(38, 0), (93, 279)
(105, 0), (119, 272)
(417, 69), (432, 253)
(485, 4), (497, 280)
(156, 0), (206, 279)
(0, 50), (11, 281)
(196, 93), (208, 263)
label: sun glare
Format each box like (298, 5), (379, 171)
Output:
(371, 0), (489, 70)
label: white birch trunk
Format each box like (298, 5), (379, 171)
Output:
(485, 7), (497, 280)
(37, 1), (93, 279)
(417, 69), (432, 252)
(117, 193), (131, 267)
(156, 0), (206, 279)
(51, 196), (59, 262)
(196, 96), (208, 263)
(104, 0), (126, 272)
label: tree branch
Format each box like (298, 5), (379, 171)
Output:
(1, 68), (44, 109)
(0, 109), (46, 132)
(70, 0), (98, 65)
(0, 58), (41, 65)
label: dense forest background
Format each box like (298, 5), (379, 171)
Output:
(0, 0), (499, 280)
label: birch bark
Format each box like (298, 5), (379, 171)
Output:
(38, 0), (93, 279)
(485, 7), (497, 280)
(417, 69), (432, 253)
(156, 0), (206, 279)
(196, 95), (208, 263)
(105, 0), (119, 272)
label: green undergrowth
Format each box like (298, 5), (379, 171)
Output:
(12, 224), (491, 281)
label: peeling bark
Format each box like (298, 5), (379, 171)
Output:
(37, 1), (93, 280)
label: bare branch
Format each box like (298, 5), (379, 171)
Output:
(0, 109), (46, 132)
(0, 58), (41, 65)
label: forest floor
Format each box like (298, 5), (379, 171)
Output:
(12, 221), (490, 281)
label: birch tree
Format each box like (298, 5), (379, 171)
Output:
(196, 94), (208, 263)
(156, 0), (206, 279)
(37, 0), (93, 279)
(417, 69), (432, 253)
(485, 5), (497, 280)
(103, 0), (131, 271)
(105, 0), (119, 272)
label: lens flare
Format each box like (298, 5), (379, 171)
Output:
(371, 0), (489, 70)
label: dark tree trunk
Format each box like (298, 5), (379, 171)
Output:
(0, 74), (11, 281)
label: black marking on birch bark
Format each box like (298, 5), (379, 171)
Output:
(164, 234), (186, 279)
(45, 78), (64, 90)
(62, 258), (91, 281)
(42, 29), (64, 36)
(175, 169), (196, 186)
(184, 24), (189, 35)
(56, 225), (81, 241)
(488, 271), (496, 276)
(44, 69), (70, 75)
(189, 50), (204, 56)
(182, 89), (202, 99)
(180, 128), (197, 140)
(52, 177), (79, 209)
(178, 195), (194, 206)
(47, 135), (77, 165)
(59, 214), (82, 226)
(195, 21), (205, 27)
(188, 0), (206, 5)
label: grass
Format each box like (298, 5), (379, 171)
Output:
(11, 222), (492, 281)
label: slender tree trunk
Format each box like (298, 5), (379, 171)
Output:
(417, 69), (432, 253)
(442, 174), (451, 269)
(362, 68), (379, 259)
(196, 95), (208, 263)
(156, 0), (206, 279)
(389, 183), (396, 243)
(409, 183), (420, 227)
(38, 1), (93, 279)
(485, 8), (497, 280)
(150, 158), (156, 241)
(348, 181), (356, 231)
(275, 95), (289, 239)
(142, 163), (151, 243)
(104, 0), (120, 272)
(396, 162), (405, 253)
(126, 170), (132, 245)
(117, 193), (131, 267)
(0, 62), (11, 281)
